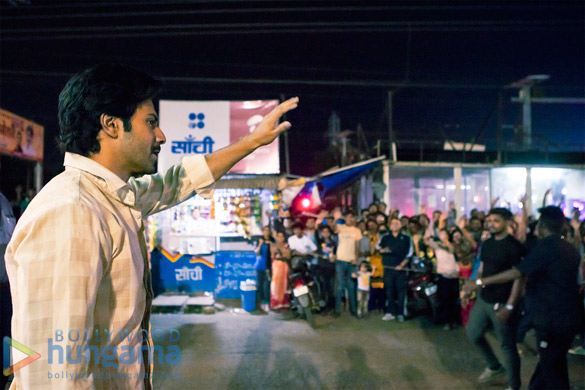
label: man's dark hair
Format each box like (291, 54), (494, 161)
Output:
(408, 217), (420, 226)
(58, 64), (162, 156)
(366, 218), (378, 226)
(319, 225), (333, 234)
(537, 206), (565, 235)
(487, 207), (513, 221)
(469, 216), (481, 223)
(292, 222), (304, 231)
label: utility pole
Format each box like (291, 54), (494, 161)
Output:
(387, 90), (395, 162)
(507, 75), (549, 149)
(497, 93), (503, 164)
(509, 75), (585, 150)
(280, 94), (290, 174)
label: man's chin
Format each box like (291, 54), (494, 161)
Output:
(130, 164), (157, 178)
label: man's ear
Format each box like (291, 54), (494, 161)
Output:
(99, 114), (122, 139)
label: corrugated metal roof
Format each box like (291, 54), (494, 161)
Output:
(214, 174), (285, 190)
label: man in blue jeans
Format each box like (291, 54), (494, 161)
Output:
(334, 211), (362, 316)
(464, 208), (526, 390)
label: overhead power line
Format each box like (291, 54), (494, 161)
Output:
(3, 19), (577, 34)
(1, 1), (579, 11)
(2, 21), (579, 40)
(2, 69), (580, 91)
(2, 4), (580, 19)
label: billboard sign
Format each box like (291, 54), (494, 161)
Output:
(158, 100), (280, 174)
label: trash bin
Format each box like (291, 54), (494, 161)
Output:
(240, 280), (257, 312)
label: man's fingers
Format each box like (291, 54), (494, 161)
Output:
(267, 97), (299, 120)
(280, 97), (299, 113)
(274, 121), (292, 134)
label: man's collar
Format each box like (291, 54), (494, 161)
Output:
(63, 152), (133, 203)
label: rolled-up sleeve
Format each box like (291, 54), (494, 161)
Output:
(128, 155), (215, 216)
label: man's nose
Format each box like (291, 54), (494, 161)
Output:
(156, 127), (166, 144)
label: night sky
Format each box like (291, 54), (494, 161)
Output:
(1, 1), (583, 196)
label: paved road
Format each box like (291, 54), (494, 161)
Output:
(150, 306), (585, 390)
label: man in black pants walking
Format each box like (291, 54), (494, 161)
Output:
(464, 208), (526, 390)
(465, 206), (584, 390)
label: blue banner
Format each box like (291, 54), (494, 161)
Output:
(151, 249), (215, 294)
(292, 156), (385, 211)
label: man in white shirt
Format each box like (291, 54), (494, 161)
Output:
(288, 223), (317, 256)
(334, 210), (362, 317)
(5, 64), (298, 390)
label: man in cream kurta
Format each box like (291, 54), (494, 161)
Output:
(5, 64), (298, 389)
(6, 153), (214, 389)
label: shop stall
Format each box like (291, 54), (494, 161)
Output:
(148, 174), (284, 298)
(148, 155), (387, 301)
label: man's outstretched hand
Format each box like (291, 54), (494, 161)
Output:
(204, 97), (299, 181)
(249, 97), (299, 147)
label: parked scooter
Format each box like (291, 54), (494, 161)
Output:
(288, 255), (323, 328)
(406, 257), (439, 320)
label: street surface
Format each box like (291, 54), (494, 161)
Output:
(151, 304), (585, 390)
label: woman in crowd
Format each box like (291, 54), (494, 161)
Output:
(451, 221), (477, 326)
(425, 223), (461, 330)
(254, 226), (275, 312)
(270, 231), (292, 310)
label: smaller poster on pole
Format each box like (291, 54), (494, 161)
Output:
(0, 108), (44, 162)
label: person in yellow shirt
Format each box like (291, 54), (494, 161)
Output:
(334, 211), (362, 317)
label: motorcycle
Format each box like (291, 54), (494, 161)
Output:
(405, 257), (439, 320)
(288, 255), (324, 328)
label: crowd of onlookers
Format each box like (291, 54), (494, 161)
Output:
(255, 199), (584, 318)
(253, 197), (585, 389)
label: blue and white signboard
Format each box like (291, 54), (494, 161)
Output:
(214, 251), (257, 299)
(158, 100), (230, 173)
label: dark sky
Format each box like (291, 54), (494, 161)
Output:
(1, 0), (583, 192)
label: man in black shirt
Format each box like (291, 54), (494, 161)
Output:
(465, 206), (583, 390)
(465, 208), (526, 390)
(376, 217), (412, 322)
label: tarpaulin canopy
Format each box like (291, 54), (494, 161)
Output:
(287, 156), (385, 211)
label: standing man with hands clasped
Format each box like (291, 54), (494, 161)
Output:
(464, 208), (526, 390)
(5, 64), (299, 390)
(376, 217), (413, 322)
(334, 210), (362, 317)
(464, 206), (584, 390)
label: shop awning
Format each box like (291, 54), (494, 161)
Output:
(214, 174), (286, 190)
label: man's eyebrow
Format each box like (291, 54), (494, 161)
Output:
(147, 113), (159, 121)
